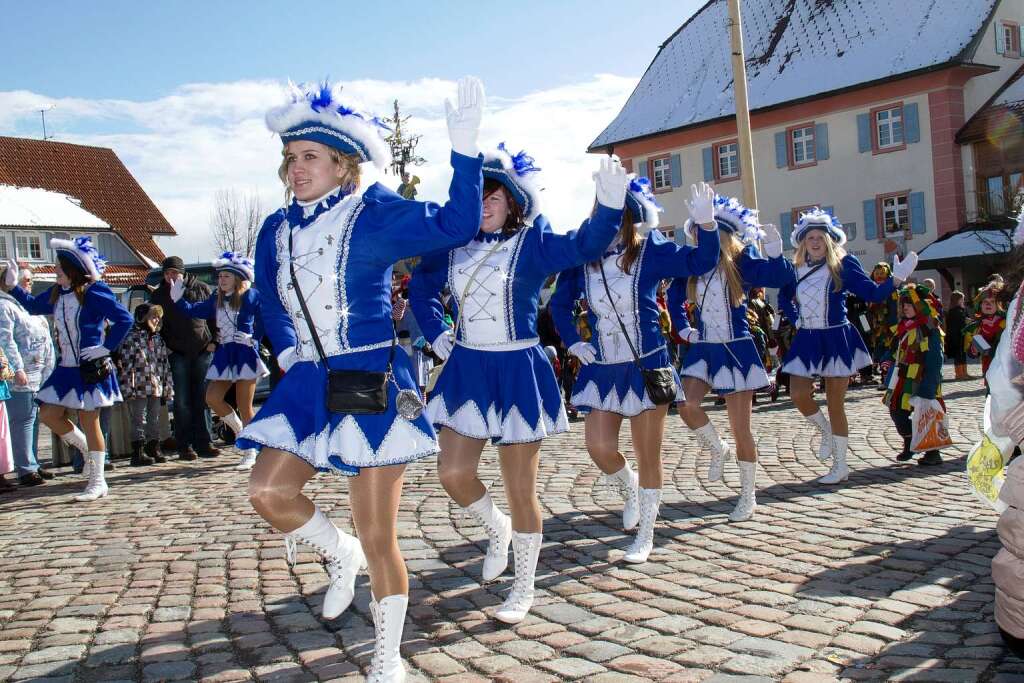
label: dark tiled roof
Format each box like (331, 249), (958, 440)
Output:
(31, 264), (152, 287)
(0, 136), (175, 264)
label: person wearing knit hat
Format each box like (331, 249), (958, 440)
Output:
(665, 187), (794, 523)
(168, 251), (266, 471)
(549, 174), (719, 564)
(777, 208), (918, 486)
(964, 283), (1007, 391)
(4, 237), (133, 502)
(239, 76), (486, 681)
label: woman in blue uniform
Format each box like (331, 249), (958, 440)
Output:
(409, 146), (628, 624)
(5, 237), (132, 502)
(237, 78), (486, 683)
(777, 208), (917, 484)
(550, 176), (718, 563)
(170, 252), (266, 470)
(667, 188), (793, 522)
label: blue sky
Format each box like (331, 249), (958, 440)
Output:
(0, 0), (706, 259)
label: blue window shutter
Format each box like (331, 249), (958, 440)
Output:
(635, 158), (648, 179)
(702, 147), (714, 181)
(780, 212), (794, 250)
(857, 113), (871, 153)
(904, 103), (920, 144)
(910, 192), (926, 234)
(670, 154), (682, 187)
(815, 123), (830, 160)
(863, 199), (878, 240)
(997, 24), (1007, 54)
(774, 131), (788, 168)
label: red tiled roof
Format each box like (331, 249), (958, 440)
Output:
(0, 136), (175, 264)
(31, 264), (152, 287)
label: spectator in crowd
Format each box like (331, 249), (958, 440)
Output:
(0, 262), (55, 486)
(0, 345), (15, 491)
(150, 256), (219, 460)
(18, 268), (33, 292)
(115, 304), (174, 466)
(945, 291), (969, 380)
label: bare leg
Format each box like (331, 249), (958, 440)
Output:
(630, 405), (668, 489)
(584, 409), (626, 475)
(350, 463), (408, 599)
(789, 376), (818, 417)
(498, 441), (542, 533)
(248, 448), (316, 532)
(824, 377), (850, 437)
(235, 380), (257, 425)
(724, 391), (755, 462)
(205, 380), (233, 418)
(437, 429), (487, 507)
(39, 404), (73, 438)
(78, 410), (104, 452)
(678, 377), (712, 429)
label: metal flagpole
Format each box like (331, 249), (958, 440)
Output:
(727, 0), (758, 211)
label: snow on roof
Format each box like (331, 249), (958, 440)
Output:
(592, 0), (998, 149)
(996, 74), (1024, 107)
(0, 185), (110, 230)
(917, 228), (1012, 263)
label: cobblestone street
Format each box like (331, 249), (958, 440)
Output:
(0, 369), (1015, 682)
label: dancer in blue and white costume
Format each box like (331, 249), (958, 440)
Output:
(237, 78), (486, 682)
(169, 252), (267, 471)
(777, 208), (917, 485)
(667, 185), (793, 521)
(4, 238), (132, 502)
(550, 175), (718, 563)
(409, 146), (628, 623)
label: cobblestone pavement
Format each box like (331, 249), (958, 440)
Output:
(0, 368), (1018, 682)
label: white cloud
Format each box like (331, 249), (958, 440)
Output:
(0, 74), (637, 262)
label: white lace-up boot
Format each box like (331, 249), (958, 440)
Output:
(494, 532), (543, 624)
(75, 451), (108, 502)
(624, 488), (660, 563)
(695, 422), (732, 482)
(61, 426), (88, 455)
(285, 508), (366, 619)
(609, 462), (640, 530)
(819, 435), (850, 484)
(805, 410), (834, 461)
(221, 411), (244, 436)
(464, 491), (512, 582)
(367, 594), (407, 682)
(729, 460), (758, 522)
(236, 449), (258, 470)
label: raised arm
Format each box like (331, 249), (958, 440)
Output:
(646, 227), (720, 280)
(739, 245), (796, 289)
(174, 291), (217, 320)
(842, 254), (897, 303)
(7, 283), (57, 316)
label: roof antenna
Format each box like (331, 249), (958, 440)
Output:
(38, 105), (56, 141)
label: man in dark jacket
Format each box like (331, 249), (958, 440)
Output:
(150, 256), (219, 460)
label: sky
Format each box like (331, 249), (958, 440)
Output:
(0, 0), (705, 260)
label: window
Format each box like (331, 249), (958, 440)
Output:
(982, 172), (1024, 217)
(791, 205), (817, 229)
(874, 105), (904, 150)
(1004, 21), (1021, 57)
(880, 193), (910, 237)
(790, 125), (816, 166)
(715, 141), (739, 180)
(650, 155), (672, 191)
(15, 234), (43, 261)
(0, 235), (8, 260)
(988, 176), (1007, 216)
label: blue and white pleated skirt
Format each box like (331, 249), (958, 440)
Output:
(680, 337), (769, 396)
(781, 323), (872, 378)
(427, 343), (568, 445)
(236, 346), (437, 476)
(36, 364), (123, 410)
(207, 342), (270, 382)
(572, 347), (684, 417)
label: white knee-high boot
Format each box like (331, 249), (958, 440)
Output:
(236, 448), (258, 470)
(464, 491), (512, 582)
(805, 411), (834, 461)
(61, 426), (88, 456)
(494, 532), (542, 624)
(221, 412), (243, 436)
(729, 460), (757, 522)
(819, 435), (850, 484)
(75, 451), (108, 502)
(694, 422), (732, 482)
(624, 488), (660, 563)
(285, 508), (366, 619)
(367, 594), (407, 683)
(609, 462), (640, 530)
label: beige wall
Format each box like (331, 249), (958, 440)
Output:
(965, 0), (1024, 120)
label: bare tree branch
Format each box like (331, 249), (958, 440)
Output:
(211, 189), (263, 258)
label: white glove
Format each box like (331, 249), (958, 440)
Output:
(593, 155), (628, 210)
(277, 347), (297, 373)
(3, 260), (17, 289)
(169, 276), (185, 303)
(568, 341), (597, 365)
(761, 224), (783, 258)
(80, 345), (110, 361)
(446, 76), (485, 158)
(232, 331), (253, 345)
(681, 329), (700, 344)
(685, 182), (717, 228)
(432, 330), (455, 361)
(892, 251), (919, 283)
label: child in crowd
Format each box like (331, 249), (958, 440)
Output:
(115, 304), (174, 466)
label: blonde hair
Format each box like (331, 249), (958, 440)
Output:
(794, 233), (845, 292)
(278, 144), (361, 201)
(217, 276), (251, 311)
(688, 230), (745, 308)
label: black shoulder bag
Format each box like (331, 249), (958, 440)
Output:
(598, 261), (677, 405)
(288, 228), (394, 415)
(59, 289), (114, 385)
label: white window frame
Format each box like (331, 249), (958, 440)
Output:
(882, 194), (910, 235)
(875, 107), (904, 149)
(651, 156), (672, 191)
(717, 142), (739, 179)
(791, 126), (816, 165)
(1004, 22), (1021, 56)
(15, 233), (45, 262)
(0, 233), (9, 261)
